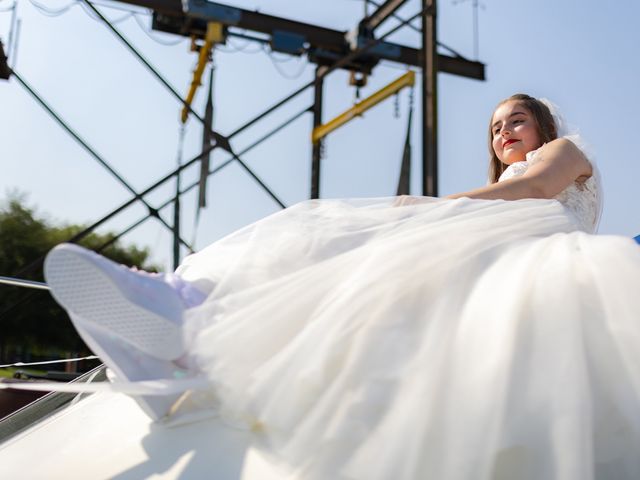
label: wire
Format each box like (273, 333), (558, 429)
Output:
(28, 0), (150, 17)
(267, 48), (298, 63)
(87, 0), (148, 14)
(6, 1), (16, 51)
(229, 36), (264, 53)
(218, 32), (265, 54)
(24, 0), (186, 46)
(265, 44), (309, 79)
(69, 366), (104, 405)
(25, 0), (188, 49)
(27, 0), (139, 27)
(0, 355), (99, 369)
(452, 0), (484, 59)
(78, 0), (133, 25)
(28, 0), (76, 17)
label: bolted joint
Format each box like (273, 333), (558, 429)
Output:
(147, 207), (160, 219)
(0, 40), (11, 80)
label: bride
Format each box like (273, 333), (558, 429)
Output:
(43, 94), (640, 479)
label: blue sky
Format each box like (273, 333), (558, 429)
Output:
(1, 0), (638, 271)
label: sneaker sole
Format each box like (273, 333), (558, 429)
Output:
(76, 319), (185, 421)
(45, 245), (184, 360)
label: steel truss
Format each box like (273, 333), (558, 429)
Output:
(0, 0), (486, 315)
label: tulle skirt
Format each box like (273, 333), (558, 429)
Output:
(176, 196), (640, 480)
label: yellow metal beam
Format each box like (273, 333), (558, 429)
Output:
(181, 22), (224, 124)
(312, 70), (415, 144)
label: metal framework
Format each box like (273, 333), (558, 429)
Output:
(422, 0), (438, 196)
(362, 0), (409, 32)
(312, 71), (416, 144)
(117, 0), (484, 200)
(0, 0), (486, 295)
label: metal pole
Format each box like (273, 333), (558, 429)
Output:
(173, 171), (181, 269)
(422, 0), (438, 196)
(311, 66), (326, 199)
(173, 126), (186, 269)
(0, 276), (49, 291)
(199, 66), (215, 211)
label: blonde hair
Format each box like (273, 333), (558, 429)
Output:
(488, 94), (558, 183)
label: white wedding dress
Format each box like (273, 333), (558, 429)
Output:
(169, 137), (640, 479)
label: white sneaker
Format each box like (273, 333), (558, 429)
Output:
(44, 243), (195, 420)
(73, 316), (189, 421)
(44, 243), (185, 360)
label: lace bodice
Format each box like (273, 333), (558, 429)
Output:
(498, 138), (602, 233)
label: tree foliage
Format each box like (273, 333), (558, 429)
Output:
(0, 194), (158, 367)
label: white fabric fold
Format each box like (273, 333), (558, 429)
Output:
(174, 197), (640, 479)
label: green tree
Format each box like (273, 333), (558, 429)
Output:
(0, 194), (158, 369)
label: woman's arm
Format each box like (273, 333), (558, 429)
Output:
(446, 138), (592, 200)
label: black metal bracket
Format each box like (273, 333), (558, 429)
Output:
(0, 41), (11, 80)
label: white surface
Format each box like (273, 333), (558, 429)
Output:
(0, 392), (287, 480)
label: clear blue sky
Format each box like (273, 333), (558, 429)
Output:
(1, 0), (638, 271)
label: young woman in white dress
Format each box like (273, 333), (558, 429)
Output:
(43, 94), (640, 479)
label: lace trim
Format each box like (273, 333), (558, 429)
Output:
(498, 140), (601, 233)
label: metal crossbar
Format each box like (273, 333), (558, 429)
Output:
(0, 276), (49, 291)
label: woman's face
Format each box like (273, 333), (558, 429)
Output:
(491, 101), (542, 165)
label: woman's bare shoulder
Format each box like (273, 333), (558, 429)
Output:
(539, 137), (592, 178)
